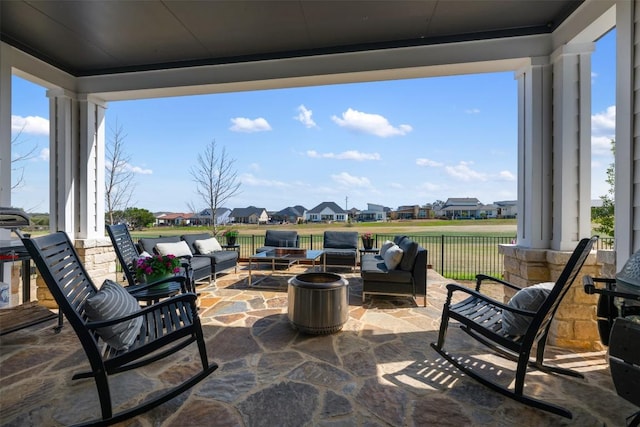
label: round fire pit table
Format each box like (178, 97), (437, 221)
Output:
(288, 272), (349, 334)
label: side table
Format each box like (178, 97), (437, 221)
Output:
(222, 244), (240, 254)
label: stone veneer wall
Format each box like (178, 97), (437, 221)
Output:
(37, 237), (117, 309)
(499, 244), (603, 350)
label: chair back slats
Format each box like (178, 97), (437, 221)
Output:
(107, 224), (139, 286)
(22, 232), (100, 343)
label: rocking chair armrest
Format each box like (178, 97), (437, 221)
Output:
(445, 283), (532, 314)
(475, 274), (522, 292)
(582, 275), (615, 295)
(85, 292), (199, 330)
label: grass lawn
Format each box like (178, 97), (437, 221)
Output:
(131, 218), (518, 239)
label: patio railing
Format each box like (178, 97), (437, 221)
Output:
(132, 234), (613, 281)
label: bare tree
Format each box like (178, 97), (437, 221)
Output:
(105, 121), (136, 225)
(190, 140), (241, 235)
(11, 126), (39, 190)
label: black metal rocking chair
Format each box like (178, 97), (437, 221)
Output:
(107, 223), (194, 302)
(22, 232), (218, 426)
(431, 236), (597, 419)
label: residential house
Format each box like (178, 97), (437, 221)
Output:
(357, 203), (387, 222)
(392, 205), (432, 220)
(305, 202), (348, 222)
(441, 198), (483, 219)
(494, 200), (518, 218)
(191, 208), (232, 226)
(271, 205), (306, 224)
(230, 206), (269, 224)
(155, 212), (194, 226)
(479, 204), (498, 219)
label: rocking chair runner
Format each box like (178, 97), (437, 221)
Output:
(22, 232), (218, 426)
(431, 236), (597, 419)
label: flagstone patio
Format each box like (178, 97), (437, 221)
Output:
(0, 265), (636, 426)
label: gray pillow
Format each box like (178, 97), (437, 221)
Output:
(502, 282), (555, 336)
(84, 280), (143, 351)
(383, 244), (404, 270)
(379, 240), (395, 257)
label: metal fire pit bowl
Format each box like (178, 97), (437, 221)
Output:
(288, 272), (349, 335)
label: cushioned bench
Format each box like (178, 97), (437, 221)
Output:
(360, 235), (427, 307)
(137, 236), (212, 285)
(181, 233), (238, 282)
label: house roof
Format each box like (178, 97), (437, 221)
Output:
(444, 198), (482, 206)
(276, 206), (305, 217)
(1, 1), (583, 77)
(230, 206), (266, 217)
(308, 201), (346, 214)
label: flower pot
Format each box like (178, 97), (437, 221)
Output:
(144, 272), (173, 290)
(227, 236), (237, 246)
(362, 238), (373, 250)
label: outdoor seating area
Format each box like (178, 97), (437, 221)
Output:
(0, 258), (635, 426)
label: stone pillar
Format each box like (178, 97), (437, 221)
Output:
(500, 244), (602, 350)
(37, 238), (117, 309)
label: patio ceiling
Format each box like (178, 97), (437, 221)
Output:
(1, 0), (584, 77)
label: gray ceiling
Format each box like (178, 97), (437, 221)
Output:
(1, 0), (584, 77)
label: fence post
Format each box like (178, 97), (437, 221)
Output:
(440, 234), (445, 275)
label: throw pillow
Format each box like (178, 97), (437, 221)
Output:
(383, 244), (404, 270)
(194, 237), (222, 254)
(398, 239), (419, 271)
(379, 240), (395, 257)
(155, 241), (192, 258)
(84, 280), (143, 350)
(502, 282), (555, 336)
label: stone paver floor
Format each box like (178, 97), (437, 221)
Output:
(0, 265), (636, 426)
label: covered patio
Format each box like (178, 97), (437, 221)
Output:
(0, 267), (634, 426)
(1, 0), (639, 425)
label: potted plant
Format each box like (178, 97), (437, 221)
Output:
(225, 229), (239, 246)
(135, 254), (181, 288)
(361, 232), (374, 250)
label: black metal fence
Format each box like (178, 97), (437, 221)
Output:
(135, 234), (613, 281)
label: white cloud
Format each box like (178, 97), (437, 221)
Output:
(12, 115), (49, 135)
(127, 164), (153, 175)
(418, 182), (441, 191)
(307, 150), (380, 161)
(331, 108), (412, 137)
(591, 106), (615, 155)
(444, 161), (488, 182)
(230, 117), (272, 133)
(416, 158), (443, 167)
(240, 173), (290, 187)
(330, 172), (371, 187)
(294, 105), (317, 128)
(39, 148), (49, 161)
(497, 170), (516, 181)
(249, 163), (261, 172)
(465, 108), (481, 114)
(389, 182), (404, 189)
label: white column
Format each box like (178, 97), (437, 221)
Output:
(515, 57), (553, 249)
(78, 95), (107, 239)
(0, 45), (11, 211)
(550, 43), (594, 251)
(47, 88), (78, 236)
(615, 0), (638, 265)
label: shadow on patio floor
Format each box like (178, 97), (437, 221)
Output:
(0, 266), (635, 426)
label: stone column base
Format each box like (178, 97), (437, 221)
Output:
(499, 244), (603, 350)
(36, 237), (117, 309)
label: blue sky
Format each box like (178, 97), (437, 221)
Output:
(11, 30), (616, 214)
